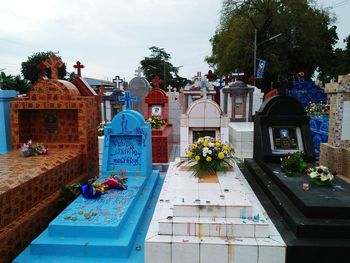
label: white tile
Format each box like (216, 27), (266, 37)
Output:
(226, 220), (255, 238)
(189, 118), (205, 127)
(172, 236), (200, 263)
(173, 205), (199, 217)
(258, 245), (286, 263)
(145, 236), (171, 263)
(200, 243), (228, 263)
(199, 205), (226, 218)
(159, 220), (173, 235)
(205, 118), (220, 127)
(255, 224), (269, 238)
(228, 243), (258, 263)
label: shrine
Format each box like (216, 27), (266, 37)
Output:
(180, 98), (229, 156)
(145, 76), (172, 163)
(0, 53), (99, 261)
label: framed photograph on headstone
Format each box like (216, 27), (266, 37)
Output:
(269, 126), (304, 154)
(192, 130), (216, 142)
(151, 105), (162, 116)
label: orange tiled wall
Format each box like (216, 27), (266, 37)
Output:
(18, 109), (79, 143)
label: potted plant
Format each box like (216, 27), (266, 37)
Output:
(280, 151), (308, 176)
(20, 140), (48, 157)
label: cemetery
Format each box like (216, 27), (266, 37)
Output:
(1, 49), (350, 263)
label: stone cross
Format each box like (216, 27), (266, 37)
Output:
(43, 53), (64, 79)
(118, 90), (137, 110)
(201, 86), (208, 99)
(113, 75), (123, 89)
(232, 69), (245, 81)
(151, 75), (163, 89)
(194, 72), (201, 82)
(73, 61), (85, 77)
(134, 67), (143, 77)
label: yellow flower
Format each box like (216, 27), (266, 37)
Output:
(218, 152), (225, 159)
(206, 156), (212, 162)
(222, 145), (229, 151)
(195, 155), (200, 161)
(191, 143), (196, 148)
(215, 142), (221, 147)
(187, 151), (193, 157)
(203, 140), (209, 147)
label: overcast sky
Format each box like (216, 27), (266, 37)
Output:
(0, 0), (349, 82)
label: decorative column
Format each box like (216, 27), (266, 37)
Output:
(0, 90), (17, 154)
(320, 75), (350, 177)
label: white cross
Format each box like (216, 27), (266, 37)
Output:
(232, 69), (244, 81)
(134, 67), (143, 77)
(113, 75), (123, 89)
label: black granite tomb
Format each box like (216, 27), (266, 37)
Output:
(244, 95), (350, 263)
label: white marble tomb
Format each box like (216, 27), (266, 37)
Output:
(145, 160), (286, 263)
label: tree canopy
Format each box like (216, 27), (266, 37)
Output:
(21, 51), (67, 84)
(206, 0), (338, 92)
(140, 46), (188, 89)
(0, 72), (30, 94)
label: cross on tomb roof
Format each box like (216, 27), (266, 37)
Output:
(151, 75), (163, 89)
(43, 53), (64, 79)
(134, 67), (143, 77)
(113, 75), (123, 89)
(232, 69), (245, 81)
(193, 72), (202, 82)
(73, 61), (85, 77)
(118, 90), (137, 110)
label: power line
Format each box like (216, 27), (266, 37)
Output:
(328, 0), (350, 9)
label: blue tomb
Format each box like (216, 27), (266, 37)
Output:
(286, 81), (327, 107)
(309, 116), (329, 160)
(15, 91), (161, 262)
(0, 89), (17, 154)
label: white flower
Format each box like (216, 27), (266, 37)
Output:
(208, 142), (215, 148)
(208, 149), (212, 155)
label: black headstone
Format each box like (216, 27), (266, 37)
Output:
(253, 95), (315, 163)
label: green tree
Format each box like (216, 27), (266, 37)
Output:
(318, 35), (350, 82)
(206, 0), (337, 92)
(140, 46), (188, 89)
(0, 72), (30, 94)
(21, 51), (67, 84)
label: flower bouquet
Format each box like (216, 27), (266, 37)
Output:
(97, 121), (108, 136)
(306, 165), (335, 186)
(179, 136), (238, 178)
(60, 170), (128, 200)
(305, 102), (329, 117)
(146, 115), (165, 129)
(20, 140), (48, 157)
(280, 151), (308, 176)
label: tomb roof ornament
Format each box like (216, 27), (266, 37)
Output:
(118, 90), (137, 110)
(43, 53), (64, 79)
(73, 61), (85, 77)
(151, 75), (163, 89)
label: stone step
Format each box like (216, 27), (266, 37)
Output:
(173, 202), (253, 218)
(158, 216), (269, 238)
(145, 235), (286, 263)
(14, 171), (159, 260)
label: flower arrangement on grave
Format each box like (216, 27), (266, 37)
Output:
(280, 151), (308, 176)
(20, 140), (48, 157)
(146, 115), (166, 129)
(60, 170), (128, 200)
(97, 121), (108, 136)
(179, 136), (238, 178)
(304, 102), (329, 117)
(306, 165), (335, 186)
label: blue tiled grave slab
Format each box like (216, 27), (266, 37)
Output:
(15, 92), (161, 262)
